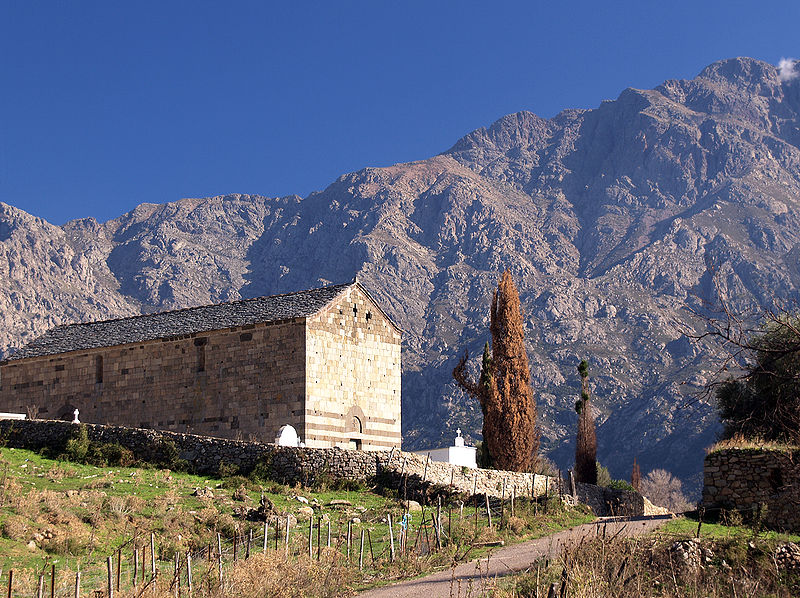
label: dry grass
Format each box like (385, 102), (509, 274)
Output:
(494, 531), (800, 597)
(707, 434), (799, 454)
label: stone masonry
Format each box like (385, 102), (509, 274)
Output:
(702, 448), (800, 532)
(0, 418), (655, 517)
(0, 282), (401, 450)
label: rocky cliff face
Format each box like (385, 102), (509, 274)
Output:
(2, 57), (799, 495)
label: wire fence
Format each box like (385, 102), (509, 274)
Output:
(2, 483), (565, 598)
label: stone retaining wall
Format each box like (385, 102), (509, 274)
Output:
(0, 419), (650, 517)
(0, 419), (382, 482)
(702, 448), (800, 532)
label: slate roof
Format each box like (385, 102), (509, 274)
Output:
(4, 282), (355, 362)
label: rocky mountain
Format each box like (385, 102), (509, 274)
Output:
(2, 57), (800, 496)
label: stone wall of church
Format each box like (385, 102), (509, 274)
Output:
(0, 319), (307, 443)
(304, 285), (402, 450)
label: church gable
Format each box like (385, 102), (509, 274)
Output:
(304, 282), (401, 450)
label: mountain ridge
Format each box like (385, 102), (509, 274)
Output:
(2, 56), (800, 495)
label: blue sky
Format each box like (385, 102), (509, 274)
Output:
(2, 1), (798, 224)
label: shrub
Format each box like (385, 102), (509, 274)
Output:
(222, 475), (256, 491)
(55, 425), (136, 467)
(61, 425), (90, 462)
(218, 460), (241, 478)
(506, 515), (526, 534)
(249, 454), (274, 483)
(86, 442), (136, 467)
(153, 439), (188, 471)
(608, 479), (635, 492)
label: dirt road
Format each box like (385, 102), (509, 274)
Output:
(356, 515), (672, 598)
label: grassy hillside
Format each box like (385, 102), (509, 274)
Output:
(0, 445), (593, 597)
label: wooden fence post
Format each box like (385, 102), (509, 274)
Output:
(544, 477), (549, 514)
(316, 517), (321, 560)
(263, 521), (268, 553)
(50, 564), (55, 598)
(359, 529), (365, 570)
(74, 572), (80, 598)
(133, 547), (139, 588)
(696, 507), (705, 538)
(367, 529), (375, 566)
(485, 494), (492, 528)
(448, 504), (452, 546)
(387, 514), (395, 562)
(173, 553), (179, 598)
(186, 552), (192, 596)
(473, 475), (479, 535)
(150, 533), (156, 580)
(500, 480), (506, 529)
(284, 516), (290, 558)
(106, 556), (114, 598)
(511, 485), (515, 518)
(308, 518), (313, 559)
(37, 574), (44, 598)
(346, 521), (352, 560)
(217, 533), (223, 586)
(6, 569), (12, 598)
(116, 548), (122, 592)
(247, 529), (252, 559)
(435, 496), (442, 549)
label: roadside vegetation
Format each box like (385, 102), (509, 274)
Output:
(493, 512), (800, 597)
(0, 445), (593, 597)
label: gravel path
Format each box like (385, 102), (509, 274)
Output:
(356, 515), (673, 598)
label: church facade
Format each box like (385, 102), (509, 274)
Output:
(0, 281), (402, 450)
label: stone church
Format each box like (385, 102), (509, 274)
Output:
(0, 281), (402, 450)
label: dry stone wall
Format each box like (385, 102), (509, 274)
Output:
(0, 419), (650, 517)
(702, 448), (800, 532)
(381, 450), (551, 498)
(379, 450), (651, 516)
(0, 419), (383, 481)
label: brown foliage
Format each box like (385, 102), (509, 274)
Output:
(631, 457), (641, 493)
(453, 270), (539, 471)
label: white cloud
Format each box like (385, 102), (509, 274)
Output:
(777, 57), (799, 82)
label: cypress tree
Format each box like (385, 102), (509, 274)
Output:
(574, 359), (597, 484)
(631, 457), (642, 493)
(454, 270), (539, 471)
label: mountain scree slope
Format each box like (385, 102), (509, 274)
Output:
(2, 57), (800, 495)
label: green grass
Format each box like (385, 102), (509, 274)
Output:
(0, 446), (597, 596)
(0, 447), (398, 572)
(659, 513), (800, 543)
